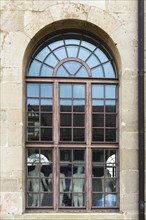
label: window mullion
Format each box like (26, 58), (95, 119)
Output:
(53, 80), (59, 144)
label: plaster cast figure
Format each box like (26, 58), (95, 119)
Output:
(101, 169), (113, 193)
(28, 161), (48, 207)
(70, 166), (85, 207)
(48, 172), (66, 206)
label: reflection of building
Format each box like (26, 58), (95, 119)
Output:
(1, 1), (145, 220)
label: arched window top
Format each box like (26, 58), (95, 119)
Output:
(27, 32), (117, 78)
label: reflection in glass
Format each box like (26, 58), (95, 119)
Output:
(94, 48), (108, 63)
(92, 85), (104, 99)
(105, 100), (116, 113)
(92, 150), (104, 163)
(73, 150), (85, 162)
(28, 113), (39, 126)
(60, 100), (72, 112)
(41, 84), (52, 98)
(66, 45), (78, 57)
(92, 66), (104, 78)
(60, 84), (72, 98)
(103, 62), (115, 78)
(73, 128), (84, 142)
(57, 65), (69, 77)
(75, 66), (88, 77)
(41, 65), (53, 76)
(73, 84), (85, 98)
(49, 40), (64, 50)
(73, 100), (85, 112)
(35, 47), (50, 61)
(41, 128), (52, 141)
(81, 41), (96, 51)
(44, 54), (58, 67)
(60, 128), (71, 141)
(27, 99), (39, 112)
(60, 114), (71, 126)
(106, 114), (116, 127)
(28, 60), (41, 76)
(105, 85), (116, 98)
(41, 113), (52, 126)
(92, 128), (104, 142)
(54, 47), (67, 60)
(63, 61), (81, 75)
(92, 114), (104, 127)
(92, 100), (104, 112)
(106, 129), (116, 142)
(78, 47), (90, 61)
(86, 54), (100, 68)
(28, 127), (39, 141)
(73, 114), (84, 127)
(41, 99), (52, 112)
(27, 84), (39, 97)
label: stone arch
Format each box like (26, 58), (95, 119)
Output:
(23, 3), (122, 74)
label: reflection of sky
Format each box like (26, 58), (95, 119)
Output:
(60, 84), (85, 99)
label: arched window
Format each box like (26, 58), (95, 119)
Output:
(26, 31), (119, 210)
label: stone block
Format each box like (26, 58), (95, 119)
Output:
(1, 32), (30, 68)
(120, 149), (138, 170)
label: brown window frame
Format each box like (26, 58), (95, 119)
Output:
(25, 31), (119, 211)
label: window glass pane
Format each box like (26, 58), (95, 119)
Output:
(73, 100), (85, 112)
(106, 129), (116, 142)
(92, 128), (104, 142)
(41, 128), (52, 141)
(78, 47), (91, 61)
(41, 113), (52, 126)
(105, 100), (116, 113)
(86, 54), (100, 68)
(28, 127), (39, 141)
(94, 48), (108, 63)
(81, 41), (96, 51)
(60, 128), (71, 141)
(44, 54), (58, 67)
(105, 85), (116, 98)
(103, 62), (115, 78)
(73, 128), (84, 142)
(60, 114), (71, 126)
(65, 39), (80, 45)
(54, 47), (67, 60)
(60, 84), (72, 98)
(41, 84), (52, 98)
(73, 114), (84, 127)
(41, 65), (53, 76)
(60, 100), (72, 112)
(49, 40), (64, 50)
(60, 150), (71, 162)
(27, 84), (39, 97)
(75, 66), (88, 77)
(73, 149), (85, 162)
(66, 45), (78, 57)
(36, 47), (50, 61)
(63, 61), (82, 75)
(92, 100), (104, 112)
(73, 85), (85, 98)
(41, 99), (52, 112)
(92, 85), (104, 99)
(92, 114), (104, 127)
(28, 113), (39, 126)
(28, 60), (41, 76)
(106, 115), (116, 127)
(57, 66), (69, 77)
(91, 66), (104, 78)
(92, 150), (104, 163)
(27, 99), (39, 112)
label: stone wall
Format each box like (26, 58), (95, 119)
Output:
(0, 0), (145, 220)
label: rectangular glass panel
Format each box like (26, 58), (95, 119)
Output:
(92, 128), (104, 142)
(60, 84), (72, 98)
(41, 99), (52, 112)
(41, 113), (52, 126)
(105, 85), (116, 99)
(41, 84), (52, 98)
(92, 100), (104, 112)
(60, 99), (72, 112)
(106, 129), (116, 142)
(92, 85), (104, 98)
(27, 99), (39, 112)
(92, 114), (104, 127)
(60, 128), (71, 141)
(60, 114), (71, 126)
(73, 100), (85, 112)
(27, 148), (53, 207)
(73, 114), (84, 127)
(105, 100), (116, 113)
(41, 128), (52, 141)
(73, 84), (85, 98)
(73, 128), (84, 142)
(106, 114), (116, 127)
(28, 127), (39, 141)
(27, 83), (39, 97)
